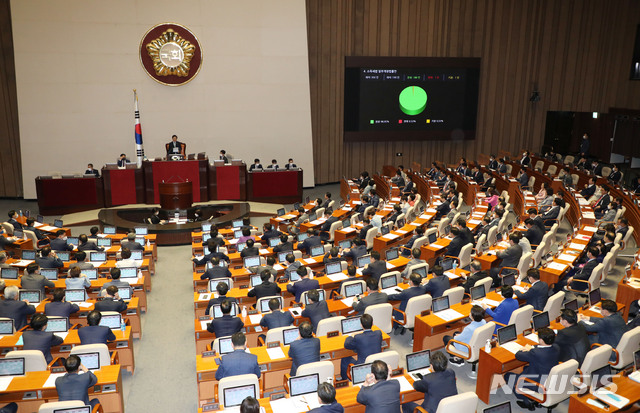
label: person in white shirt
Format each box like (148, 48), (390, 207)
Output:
(115, 248), (141, 268)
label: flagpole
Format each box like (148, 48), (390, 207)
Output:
(134, 89), (145, 168)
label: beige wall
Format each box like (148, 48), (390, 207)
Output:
(11, 0), (314, 199)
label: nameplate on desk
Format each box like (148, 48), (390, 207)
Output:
(239, 285), (249, 289)
(420, 310), (431, 316)
(267, 341), (281, 348)
(270, 392), (286, 401)
(51, 367), (65, 373)
(202, 351), (216, 358)
(202, 403), (219, 412)
(247, 309), (258, 315)
(327, 331), (339, 338)
(292, 302), (302, 308)
(198, 289), (207, 293)
(199, 316), (210, 321)
(391, 368), (404, 377)
(335, 380), (349, 388)
(234, 265), (243, 270)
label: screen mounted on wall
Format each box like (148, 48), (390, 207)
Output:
(344, 57), (481, 142)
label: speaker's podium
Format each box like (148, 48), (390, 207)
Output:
(158, 181), (193, 211)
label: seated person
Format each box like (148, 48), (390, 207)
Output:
(240, 238), (259, 258)
(578, 299), (627, 350)
(78, 310), (116, 345)
(361, 250), (387, 282)
(45, 288), (80, 318)
(388, 272), (425, 325)
(285, 158), (297, 170)
(193, 238), (229, 266)
(55, 355), (99, 408)
(461, 261), (491, 293)
(287, 266), (319, 303)
(260, 298), (294, 330)
(266, 159), (279, 170)
(443, 305), (486, 366)
(309, 382), (344, 413)
(339, 314), (382, 379)
(489, 233), (523, 287)
(24, 217), (45, 240)
(0, 285), (36, 330)
(283, 253), (302, 281)
(287, 321), (320, 375)
(356, 360), (401, 412)
(68, 251), (94, 271)
(353, 278), (388, 314)
(238, 227), (255, 245)
(401, 227), (425, 257)
(116, 248), (141, 268)
(6, 210), (22, 231)
(22, 313), (64, 363)
(207, 299), (243, 338)
(248, 256), (277, 278)
(166, 134), (185, 156)
(50, 229), (74, 251)
(422, 265), (450, 299)
(200, 257), (232, 280)
(272, 234), (293, 253)
(205, 282), (238, 316)
(36, 246), (63, 269)
(247, 270), (281, 300)
(148, 208), (165, 225)
(65, 266), (91, 290)
(215, 332), (261, 380)
(401, 248), (425, 279)
(101, 268), (131, 293)
(442, 227), (467, 257)
(323, 247), (345, 264)
(95, 285), (128, 312)
(76, 234), (103, 252)
(482, 286), (518, 332)
(342, 238), (367, 261)
(301, 289), (331, 333)
(319, 210), (339, 242)
(121, 232), (144, 251)
(401, 351), (457, 413)
(554, 308), (590, 364)
(21, 262), (55, 297)
(299, 229), (322, 255)
(248, 158), (263, 171)
(262, 223), (282, 242)
(514, 269), (548, 311)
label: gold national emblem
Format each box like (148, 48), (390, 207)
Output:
(145, 29), (195, 77)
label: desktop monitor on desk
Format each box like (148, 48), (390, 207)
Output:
(483, 401), (512, 413)
(218, 337), (234, 355)
(119, 267), (138, 279)
(232, 220), (244, 229)
(99, 314), (122, 329)
(268, 237), (280, 247)
(130, 250), (143, 260)
(90, 252), (107, 262)
(277, 251), (292, 263)
(303, 290), (325, 305)
(250, 274), (263, 287)
(428, 232), (438, 244)
(310, 245), (325, 257)
(563, 299), (578, 311)
(344, 283), (363, 298)
(57, 251), (70, 262)
(501, 273), (516, 287)
(134, 226), (148, 235)
(118, 287), (133, 300)
(297, 233), (309, 242)
(356, 255), (371, 268)
(243, 256), (260, 269)
(259, 297), (283, 313)
(406, 350), (431, 374)
(102, 226), (116, 235)
(440, 257), (455, 271)
(277, 208), (285, 216)
(380, 274), (398, 290)
(83, 268), (98, 280)
(66, 237), (79, 247)
(53, 219), (64, 228)
(339, 239), (351, 250)
(201, 223), (212, 232)
(413, 266), (427, 278)
(212, 303), (238, 319)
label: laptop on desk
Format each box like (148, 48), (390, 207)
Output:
(77, 352), (100, 371)
(497, 324), (523, 354)
(532, 311), (550, 331)
(590, 364), (629, 408)
(325, 261), (342, 276)
(341, 316), (363, 335)
(19, 290), (41, 304)
(310, 245), (325, 258)
(209, 278), (230, 292)
(40, 268), (58, 281)
(406, 349), (431, 380)
(282, 327), (300, 345)
(483, 401), (511, 413)
(0, 357), (25, 377)
(53, 407), (91, 413)
(344, 283), (363, 298)
(119, 267), (138, 279)
(628, 350), (640, 383)
(223, 384), (257, 409)
(0, 319), (14, 335)
(350, 362), (373, 386)
(432, 296), (450, 313)
(65, 289), (87, 303)
(470, 284), (486, 303)
(0, 268), (18, 280)
(385, 247), (399, 261)
(380, 274), (402, 294)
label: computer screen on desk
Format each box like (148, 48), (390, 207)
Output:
(634, 350), (640, 371)
(209, 278), (230, 292)
(201, 223), (212, 232)
(385, 248), (399, 261)
(406, 350), (430, 372)
(118, 287), (132, 300)
(232, 219), (244, 229)
(77, 352), (100, 371)
(297, 233), (309, 242)
(250, 274), (262, 287)
(57, 252), (70, 262)
(277, 251), (291, 263)
(102, 226), (116, 235)
(310, 245), (325, 257)
(497, 324), (517, 346)
(483, 401), (512, 413)
(40, 268), (58, 280)
(380, 225), (390, 235)
(380, 274), (397, 289)
(243, 256), (260, 269)
(65, 289), (86, 302)
(259, 297), (282, 313)
(283, 327), (300, 345)
(344, 283), (363, 298)
(234, 230), (243, 239)
(532, 311), (550, 331)
(83, 268), (98, 280)
(19, 290), (40, 303)
(268, 237), (280, 247)
(53, 219), (63, 228)
(325, 262), (342, 275)
(428, 232), (437, 243)
(53, 407), (91, 413)
(213, 303), (238, 319)
(412, 266), (427, 278)
(1, 268), (18, 280)
(591, 365), (612, 391)
(236, 242), (246, 252)
(99, 314), (121, 329)
(130, 250), (143, 260)
(440, 257), (454, 271)
(90, 252), (106, 262)
(21, 250), (36, 260)
(0, 319), (13, 335)
(339, 239), (351, 249)
(341, 316), (363, 334)
(589, 288), (601, 307)
(0, 358), (24, 377)
(357, 255), (371, 268)
(119, 267), (138, 279)
(224, 384), (256, 408)
(432, 296), (449, 313)
(563, 298), (578, 311)
(45, 317), (68, 333)
(351, 363), (373, 385)
(501, 273), (515, 287)
(277, 208), (285, 216)
(470, 285), (486, 301)
(97, 237), (112, 247)
(289, 373), (319, 397)
(303, 290), (325, 305)
(218, 337), (234, 355)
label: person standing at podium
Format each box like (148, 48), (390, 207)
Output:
(117, 153), (128, 168)
(219, 150), (228, 163)
(166, 134), (185, 157)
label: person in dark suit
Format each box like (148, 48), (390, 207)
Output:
(401, 351), (457, 413)
(285, 158), (297, 170)
(266, 159), (279, 170)
(523, 218), (544, 247)
(200, 257), (232, 280)
(554, 309), (589, 364)
(559, 247), (599, 292)
(400, 248), (426, 279)
(287, 321), (320, 375)
(301, 289), (331, 332)
(117, 153), (128, 167)
(205, 282), (238, 316)
(388, 272), (425, 322)
(519, 151), (531, 167)
(489, 233), (523, 286)
(248, 158), (263, 171)
(483, 286), (519, 333)
(282, 253), (302, 281)
(121, 232), (144, 251)
(608, 164), (622, 184)
(353, 278), (388, 314)
(78, 311), (116, 345)
(247, 270), (281, 300)
(356, 360), (401, 413)
(240, 238), (260, 258)
(498, 158), (508, 174)
(616, 217), (629, 239)
(471, 166), (484, 185)
(592, 185), (611, 218)
(461, 261), (491, 294)
(487, 155), (498, 170)
(504, 327), (559, 410)
(401, 227), (425, 257)
(219, 150), (229, 163)
(423, 265), (450, 299)
(260, 298), (294, 330)
(55, 355), (99, 408)
(35, 247), (63, 269)
(22, 313), (64, 363)
(540, 198), (562, 225)
(340, 314), (383, 379)
(207, 299), (243, 338)
(319, 211), (339, 242)
(148, 208), (165, 225)
(299, 229), (322, 256)
(579, 299), (627, 350)
(527, 208), (546, 232)
(23, 217), (46, 240)
(272, 234), (293, 253)
(165, 134), (185, 157)
(50, 229), (74, 252)
(579, 133), (590, 155)
(215, 332), (261, 380)
(287, 267), (320, 302)
(518, 167), (529, 187)
(434, 198), (451, 220)
(309, 382), (344, 413)
(357, 217), (373, 240)
(21, 262), (55, 297)
(514, 269), (549, 311)
(581, 177), (597, 199)
(262, 223), (282, 243)
(443, 227), (466, 257)
(361, 251), (387, 282)
(6, 211), (22, 231)
(193, 238), (229, 266)
(68, 251), (94, 271)
(76, 234), (102, 252)
(45, 289), (79, 318)
(342, 238), (367, 262)
(0, 286), (36, 330)
(323, 247), (345, 265)
(591, 160), (603, 176)
(95, 285), (128, 312)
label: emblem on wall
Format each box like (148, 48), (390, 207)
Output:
(140, 23), (202, 86)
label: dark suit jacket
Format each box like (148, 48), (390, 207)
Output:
(247, 282), (281, 300)
(260, 310), (294, 329)
(288, 337), (320, 375)
(353, 292), (388, 313)
(343, 245), (367, 261)
(356, 379), (401, 413)
(78, 242), (102, 252)
(444, 235), (466, 257)
(50, 238), (73, 251)
(553, 323), (590, 364)
(36, 256), (63, 269)
(24, 225), (45, 240)
(497, 244), (523, 268)
(263, 229), (282, 241)
(78, 325), (116, 345)
(7, 218), (22, 231)
(121, 240), (144, 251)
(582, 314), (627, 349)
(301, 301), (331, 332)
(593, 193), (610, 210)
(609, 170), (621, 183)
(570, 259), (598, 291)
(287, 278), (320, 302)
(94, 297), (128, 313)
(524, 225), (544, 246)
(207, 314), (244, 338)
(359, 224), (373, 240)
(518, 172), (529, 187)
(205, 296), (238, 316)
(388, 286), (425, 311)
(515, 280), (548, 311)
(362, 260), (387, 282)
(423, 276), (450, 299)
(0, 300), (36, 330)
(44, 301), (79, 318)
(300, 236), (322, 255)
(498, 164), (507, 174)
(414, 369), (457, 413)
(540, 206), (560, 221)
(308, 402), (344, 413)
(22, 330), (64, 363)
(55, 371), (98, 405)
(344, 329), (382, 364)
(200, 266), (232, 280)
(461, 271), (491, 294)
(215, 349), (261, 380)
(273, 242), (293, 253)
(581, 185), (596, 198)
(488, 160), (498, 170)
(515, 345), (560, 384)
(240, 247), (260, 258)
(435, 201), (450, 219)
(20, 274), (55, 296)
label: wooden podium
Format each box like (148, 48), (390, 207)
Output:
(158, 181), (193, 210)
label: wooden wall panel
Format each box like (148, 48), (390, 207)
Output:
(0, 0), (21, 197)
(306, 0), (640, 184)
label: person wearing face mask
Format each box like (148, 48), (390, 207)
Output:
(579, 132), (590, 156)
(50, 230), (74, 251)
(520, 151), (531, 167)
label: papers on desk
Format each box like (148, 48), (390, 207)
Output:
(274, 217), (284, 221)
(583, 225), (598, 233)
(513, 285), (527, 293)
(341, 297), (356, 307)
(582, 212), (596, 220)
(497, 241), (510, 248)
(575, 234), (591, 241)
(200, 320), (211, 330)
(472, 298), (501, 307)
(444, 271), (458, 279)
(593, 389), (630, 409)
(428, 243), (445, 250)
(568, 243), (586, 251)
(341, 206), (352, 211)
(557, 254), (577, 263)
(628, 278), (640, 289)
(547, 262), (569, 272)
(303, 258), (317, 265)
(382, 233), (399, 240)
(54, 332), (69, 340)
(386, 262), (394, 269)
(77, 302), (93, 308)
(582, 319), (594, 326)
(426, 208), (438, 213)
(266, 347), (286, 361)
(39, 225), (57, 231)
(468, 219), (482, 225)
(524, 332), (538, 342)
(409, 222), (422, 226)
(501, 341), (524, 354)
(433, 309), (463, 322)
(309, 220), (323, 225)
(342, 227), (357, 233)
(10, 260), (34, 266)
(588, 306), (602, 314)
(419, 214), (431, 219)
(289, 308), (302, 317)
(273, 264), (284, 271)
(259, 249), (270, 254)
(352, 201), (362, 205)
(249, 314), (263, 324)
(270, 394), (320, 413)
(89, 261), (105, 267)
(395, 376), (414, 392)
(396, 229), (408, 234)
(381, 287), (404, 295)
(327, 272), (348, 282)
(198, 293), (211, 301)
(228, 238), (239, 244)
(43, 372), (66, 388)
(0, 376), (13, 392)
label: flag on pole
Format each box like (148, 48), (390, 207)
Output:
(133, 89), (145, 167)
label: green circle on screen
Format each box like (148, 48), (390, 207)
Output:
(399, 86), (427, 116)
